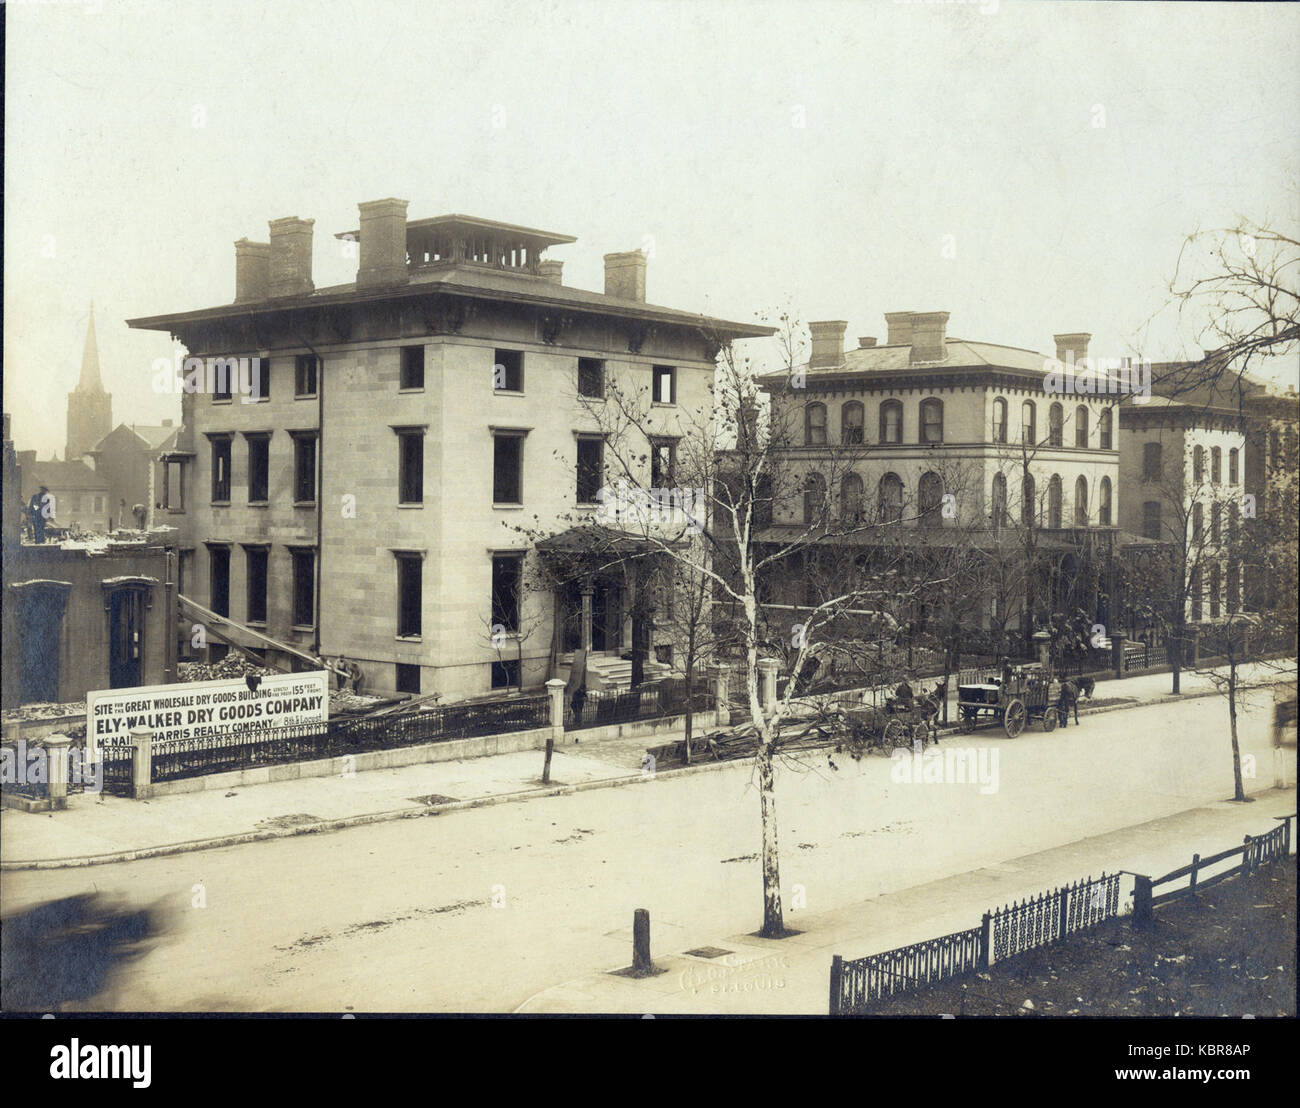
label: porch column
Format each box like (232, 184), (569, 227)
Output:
(581, 577), (594, 654)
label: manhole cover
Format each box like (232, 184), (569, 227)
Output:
(409, 794), (458, 807)
(684, 946), (733, 960)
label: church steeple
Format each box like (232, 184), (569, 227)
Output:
(76, 301), (105, 393)
(66, 302), (113, 461)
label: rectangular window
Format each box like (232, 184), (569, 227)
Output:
(1142, 442), (1162, 482)
(397, 429), (424, 505)
(210, 436), (232, 502)
(491, 659), (520, 689)
(491, 554), (523, 634)
(400, 346), (425, 390)
(578, 358), (605, 399)
(250, 357), (270, 401)
(651, 439), (676, 487)
(164, 459), (186, 511)
(292, 433), (317, 504)
(1142, 501), (1161, 540)
(652, 365), (676, 405)
(246, 433), (270, 503)
(493, 433), (524, 504)
(493, 349), (524, 392)
(1190, 566), (1203, 622)
(396, 663), (421, 694)
(244, 546), (268, 623)
(209, 545), (230, 617)
(295, 354), (319, 398)
(291, 548), (315, 627)
(178, 548), (194, 602)
(396, 554), (422, 638)
(576, 436), (604, 503)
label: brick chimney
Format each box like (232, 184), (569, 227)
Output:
(538, 259), (564, 285)
(1054, 332), (1091, 365)
(234, 238), (271, 303)
(858, 336), (877, 348)
(808, 321), (848, 369)
(268, 217), (315, 298)
(357, 198), (410, 289)
(604, 250), (647, 302)
(909, 311), (950, 363)
(884, 311), (916, 347)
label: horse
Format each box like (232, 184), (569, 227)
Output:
(913, 681), (946, 745)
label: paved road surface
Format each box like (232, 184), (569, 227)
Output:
(0, 688), (1284, 1012)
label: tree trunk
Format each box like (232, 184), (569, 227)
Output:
(1227, 652), (1246, 801)
(756, 733), (784, 937)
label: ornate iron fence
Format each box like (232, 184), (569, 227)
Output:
(831, 926), (983, 1012)
(99, 743), (136, 797)
(565, 678), (711, 732)
(988, 873), (1121, 963)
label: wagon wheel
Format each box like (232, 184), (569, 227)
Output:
(1042, 710), (1058, 732)
(959, 707), (977, 733)
(910, 722), (931, 747)
(882, 719), (906, 748)
(1003, 699), (1027, 738)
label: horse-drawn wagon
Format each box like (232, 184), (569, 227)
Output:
(957, 663), (1058, 737)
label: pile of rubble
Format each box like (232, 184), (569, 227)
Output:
(177, 654), (274, 683)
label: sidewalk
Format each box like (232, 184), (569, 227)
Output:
(2, 660), (1292, 869)
(514, 787), (1298, 1014)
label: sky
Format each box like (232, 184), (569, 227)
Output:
(5, 0), (1299, 458)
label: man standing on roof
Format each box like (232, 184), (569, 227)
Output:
(28, 486), (49, 544)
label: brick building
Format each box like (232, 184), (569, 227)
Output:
(86, 420), (184, 530)
(127, 200), (767, 698)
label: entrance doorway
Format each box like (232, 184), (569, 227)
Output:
(16, 584), (67, 704)
(559, 578), (623, 654)
(109, 587), (146, 688)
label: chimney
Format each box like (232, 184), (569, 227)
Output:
(858, 336), (877, 348)
(604, 250), (647, 302)
(538, 259), (564, 285)
(909, 311), (950, 363)
(357, 198), (410, 289)
(234, 238), (271, 303)
(1054, 332), (1091, 365)
(808, 321), (848, 369)
(884, 311), (916, 347)
(268, 217), (315, 298)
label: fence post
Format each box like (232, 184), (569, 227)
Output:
(543, 679), (565, 782)
(829, 954), (843, 1016)
(1111, 632), (1125, 679)
(1132, 874), (1152, 930)
(758, 658), (779, 714)
(1243, 834), (1253, 874)
(1189, 853), (1200, 897)
(979, 911), (992, 968)
(130, 726), (153, 800)
(1058, 885), (1070, 941)
(45, 733), (72, 810)
(713, 664), (730, 727)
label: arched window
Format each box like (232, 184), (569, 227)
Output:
(919, 398), (944, 444)
(879, 400), (903, 445)
(1048, 403), (1064, 447)
(1022, 473), (1037, 526)
(991, 472), (1007, 527)
(1190, 565), (1203, 622)
(1098, 477), (1112, 526)
(840, 401), (864, 445)
(804, 472), (827, 525)
(1192, 501), (1204, 543)
(918, 472), (944, 527)
(1211, 446), (1221, 483)
(1047, 474), (1063, 528)
(805, 402), (827, 445)
(1075, 406), (1089, 448)
(1209, 564), (1221, 619)
(992, 398), (1008, 444)
(1022, 400), (1037, 444)
(1193, 445), (1205, 484)
(840, 473), (864, 523)
(1211, 501), (1221, 542)
(1099, 408), (1113, 450)
(1228, 447), (1239, 484)
(1074, 475), (1088, 526)
(878, 472), (904, 524)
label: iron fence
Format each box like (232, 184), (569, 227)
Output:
(566, 677), (712, 732)
(988, 873), (1121, 963)
(831, 926), (983, 1012)
(99, 743), (135, 797)
(1, 742), (48, 800)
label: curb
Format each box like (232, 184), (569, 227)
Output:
(0, 678), (1281, 871)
